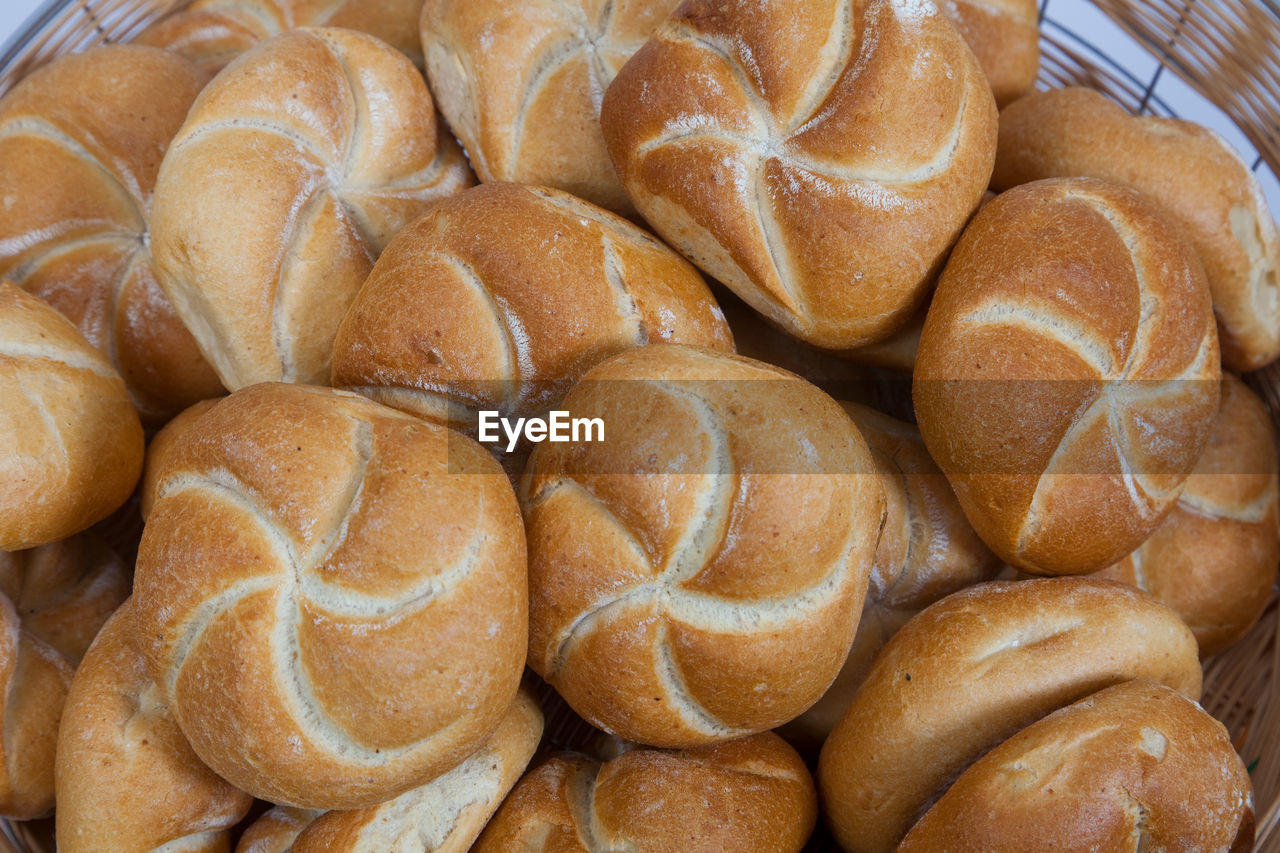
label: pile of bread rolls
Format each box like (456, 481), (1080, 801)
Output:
(0, 0), (1275, 849)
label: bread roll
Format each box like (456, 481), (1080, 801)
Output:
(133, 383), (528, 808)
(818, 577), (1203, 853)
(0, 283), (144, 550)
(783, 403), (1000, 747)
(898, 680), (1254, 851)
(1099, 377), (1279, 655)
(332, 183), (733, 428)
(421, 0), (679, 214)
(994, 87), (1280, 371)
(601, 0), (997, 350)
(55, 601), (253, 853)
(523, 344), (883, 746)
(473, 732), (816, 852)
(136, 0), (426, 73)
(0, 46), (224, 421)
(237, 806), (325, 853)
(151, 28), (473, 391)
(941, 0), (1038, 106)
(0, 533), (129, 818)
(914, 177), (1221, 574)
(274, 688), (543, 852)
(140, 397), (221, 520)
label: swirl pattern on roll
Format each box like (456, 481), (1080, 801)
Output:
(601, 0), (997, 349)
(523, 344), (882, 747)
(915, 177), (1221, 575)
(134, 383), (527, 809)
(151, 28), (474, 391)
(0, 46), (224, 421)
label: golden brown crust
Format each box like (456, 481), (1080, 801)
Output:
(914, 177), (1221, 574)
(994, 87), (1280, 370)
(236, 806), (325, 853)
(332, 183), (733, 427)
(422, 0), (678, 214)
(288, 688), (543, 852)
(601, 0), (997, 350)
(151, 28), (474, 391)
(473, 732), (817, 852)
(55, 601), (253, 853)
(817, 577), (1203, 853)
(940, 0), (1038, 106)
(783, 403), (1000, 747)
(133, 383), (528, 809)
(1099, 377), (1279, 655)
(140, 397), (222, 520)
(136, 0), (427, 74)
(898, 680), (1254, 852)
(0, 47), (224, 421)
(0, 532), (124, 819)
(523, 344), (883, 746)
(0, 284), (144, 550)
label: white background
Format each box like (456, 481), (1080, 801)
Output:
(0, 2), (40, 47)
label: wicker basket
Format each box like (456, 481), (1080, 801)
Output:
(1, 0), (1279, 851)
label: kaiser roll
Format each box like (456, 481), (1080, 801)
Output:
(0, 532), (129, 818)
(600, 0), (997, 350)
(523, 344), (883, 747)
(421, 0), (680, 214)
(818, 577), (1203, 853)
(896, 679), (1254, 852)
(994, 87), (1280, 371)
(332, 182), (733, 428)
(55, 600), (253, 853)
(132, 383), (528, 809)
(472, 732), (817, 852)
(783, 402), (1000, 748)
(914, 177), (1221, 575)
(0, 283), (144, 551)
(0, 46), (223, 421)
(1099, 376), (1279, 656)
(261, 688), (543, 852)
(151, 28), (473, 391)
(136, 0), (427, 73)
(942, 0), (1038, 106)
